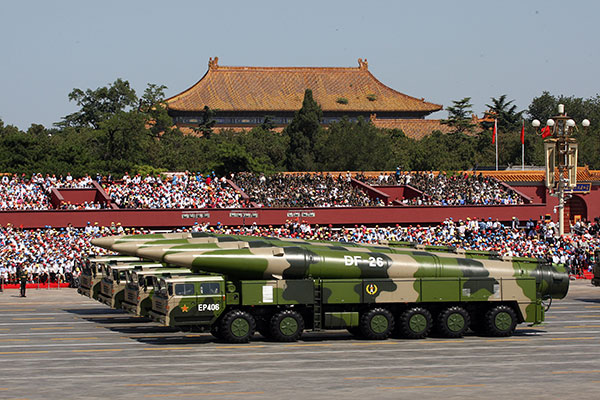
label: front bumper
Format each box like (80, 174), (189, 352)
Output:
(148, 310), (168, 326)
(121, 301), (140, 316)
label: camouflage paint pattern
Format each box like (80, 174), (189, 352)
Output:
(97, 262), (165, 309)
(592, 250), (600, 287)
(121, 268), (193, 317)
(148, 276), (225, 327)
(97, 233), (569, 335)
(78, 256), (140, 299)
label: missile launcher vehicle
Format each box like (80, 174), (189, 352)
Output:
(91, 233), (569, 343)
(121, 267), (194, 317)
(97, 262), (166, 309)
(593, 250), (600, 287)
(78, 255), (141, 299)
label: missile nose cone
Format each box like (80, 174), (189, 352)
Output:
(112, 243), (143, 256)
(91, 236), (119, 249)
(138, 247), (171, 261)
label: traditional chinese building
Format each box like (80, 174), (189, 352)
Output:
(165, 57), (447, 139)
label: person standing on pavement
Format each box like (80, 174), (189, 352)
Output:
(18, 266), (28, 297)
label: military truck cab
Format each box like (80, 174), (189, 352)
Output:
(122, 268), (193, 317)
(149, 276), (225, 328)
(78, 256), (141, 299)
(98, 262), (164, 309)
(592, 250), (600, 287)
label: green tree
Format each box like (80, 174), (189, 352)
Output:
(238, 127), (288, 172)
(59, 78), (138, 129)
(139, 83), (173, 138)
(96, 111), (150, 173)
(485, 95), (523, 133)
(284, 89), (323, 171)
(316, 117), (394, 171)
(441, 97), (476, 134)
(193, 106), (216, 139)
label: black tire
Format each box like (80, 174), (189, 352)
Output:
(359, 308), (394, 340)
(219, 310), (256, 343)
(435, 306), (470, 338)
(397, 307), (432, 339)
(484, 305), (517, 337)
(269, 310), (304, 342)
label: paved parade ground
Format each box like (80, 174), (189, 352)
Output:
(0, 281), (598, 400)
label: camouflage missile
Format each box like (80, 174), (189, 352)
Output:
(91, 232), (197, 249)
(92, 231), (409, 252)
(162, 246), (569, 300)
(110, 238), (242, 256)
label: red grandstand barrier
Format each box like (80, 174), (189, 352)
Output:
(0, 203), (562, 229)
(1, 283), (70, 289)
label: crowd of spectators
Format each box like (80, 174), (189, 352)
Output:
(360, 170), (525, 206)
(232, 172), (384, 208)
(0, 223), (143, 286)
(1, 215), (598, 287)
(0, 173), (107, 211)
(0, 170), (528, 211)
(0, 174), (51, 210)
(104, 171), (248, 209)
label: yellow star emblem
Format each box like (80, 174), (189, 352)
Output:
(181, 304), (189, 312)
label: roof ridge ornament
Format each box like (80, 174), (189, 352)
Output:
(358, 58), (368, 70)
(208, 57), (219, 70)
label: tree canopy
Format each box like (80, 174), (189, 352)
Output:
(1, 83), (598, 177)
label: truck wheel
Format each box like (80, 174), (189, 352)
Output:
(359, 308), (394, 340)
(397, 307), (432, 339)
(435, 306), (470, 338)
(270, 310), (304, 342)
(220, 310), (255, 343)
(484, 305), (517, 337)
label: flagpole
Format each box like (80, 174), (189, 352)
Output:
(495, 119), (498, 171)
(521, 120), (525, 171)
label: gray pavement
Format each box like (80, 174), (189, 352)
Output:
(0, 281), (599, 399)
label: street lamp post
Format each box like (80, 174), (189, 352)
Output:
(532, 105), (590, 236)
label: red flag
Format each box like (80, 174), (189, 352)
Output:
(541, 125), (552, 138)
(520, 121), (525, 144)
(492, 119), (497, 144)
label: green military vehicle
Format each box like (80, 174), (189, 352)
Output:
(150, 275), (224, 332)
(92, 233), (569, 343)
(145, 246), (569, 343)
(78, 255), (141, 299)
(121, 267), (193, 317)
(592, 250), (600, 287)
(97, 262), (165, 309)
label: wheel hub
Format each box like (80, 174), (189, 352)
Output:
(370, 314), (389, 333)
(495, 312), (512, 331)
(409, 314), (427, 333)
(447, 313), (465, 332)
(279, 316), (299, 335)
(231, 318), (250, 337)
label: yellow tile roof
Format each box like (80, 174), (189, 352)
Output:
(466, 167), (600, 183)
(371, 118), (453, 139)
(166, 58), (442, 114)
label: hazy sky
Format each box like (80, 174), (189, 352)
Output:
(1, 0), (598, 130)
